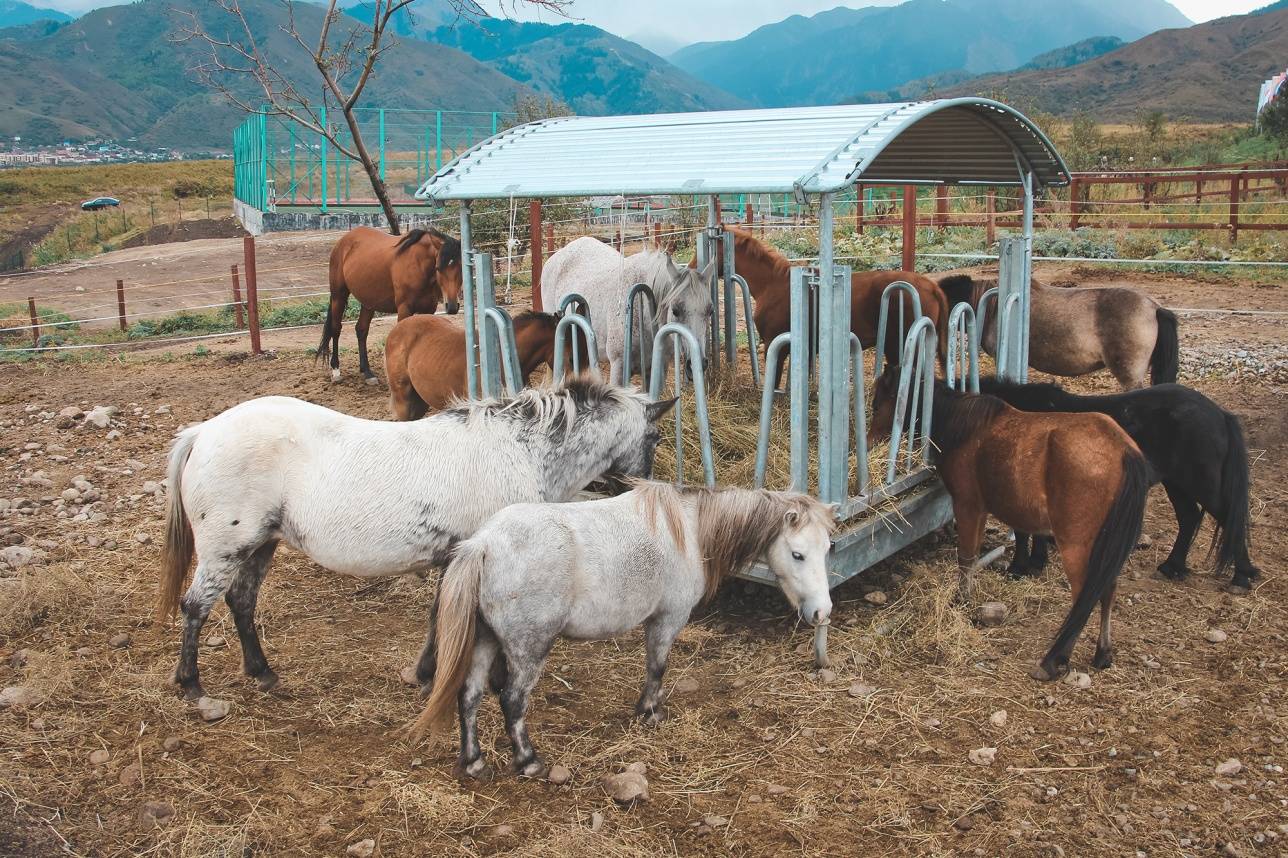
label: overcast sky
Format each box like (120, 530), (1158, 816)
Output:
(40, 0), (1273, 47)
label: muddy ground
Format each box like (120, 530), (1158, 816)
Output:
(0, 263), (1285, 857)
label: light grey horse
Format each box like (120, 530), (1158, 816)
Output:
(540, 236), (716, 384)
(158, 376), (676, 703)
(413, 482), (835, 779)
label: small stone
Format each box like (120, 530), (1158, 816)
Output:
(624, 761), (646, 775)
(398, 666), (419, 687)
(124, 459), (146, 471)
(202, 635), (226, 648)
(547, 764), (572, 785)
(106, 430), (122, 441)
(142, 481), (161, 495)
(1205, 628), (1228, 644)
(1222, 843), (1243, 858)
(990, 710), (1008, 728)
(138, 801), (175, 827)
(162, 736), (182, 753)
(0, 686), (36, 709)
(60, 488), (79, 502)
(1064, 671), (1092, 690)
(1137, 533), (1152, 548)
(1215, 758), (1243, 777)
(84, 406), (115, 429)
(703, 815), (728, 827)
(766, 783), (789, 795)
(155, 405), (171, 415)
(89, 749), (111, 765)
(346, 839), (375, 858)
(848, 682), (877, 699)
(954, 815), (975, 831)
(602, 771), (649, 803)
(864, 590), (888, 606)
(9, 649), (30, 669)
(1, 546), (40, 569)
(589, 811), (604, 832)
(194, 696), (231, 722)
(135, 532), (151, 544)
(673, 676), (699, 695)
(109, 633), (131, 648)
(922, 717), (942, 728)
(491, 824), (515, 838)
(58, 406), (81, 419)
(119, 763), (142, 787)
(969, 747), (997, 766)
(816, 668), (837, 683)
(978, 602), (1009, 626)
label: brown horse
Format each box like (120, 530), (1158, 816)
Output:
(384, 311), (583, 420)
(318, 226), (464, 385)
(869, 366), (1151, 680)
(697, 228), (949, 387)
(938, 273), (1178, 389)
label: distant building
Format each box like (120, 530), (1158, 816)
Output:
(1258, 68), (1287, 118)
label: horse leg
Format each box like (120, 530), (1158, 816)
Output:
(1032, 542), (1090, 681)
(325, 291), (348, 382)
(499, 642), (550, 778)
(953, 501), (987, 605)
(172, 557), (240, 700)
(1157, 482), (1201, 582)
(1008, 532), (1034, 578)
(456, 624), (499, 782)
(1029, 535), (1051, 572)
(355, 305), (379, 386)
(411, 577), (444, 693)
(224, 540), (280, 692)
(635, 612), (685, 725)
(1091, 581), (1117, 670)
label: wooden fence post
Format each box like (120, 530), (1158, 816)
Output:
(546, 222), (555, 254)
(901, 185), (917, 272)
(855, 182), (865, 234)
(935, 185), (948, 232)
(1229, 177), (1240, 243)
(713, 196), (723, 224)
(985, 189), (996, 246)
(231, 264), (245, 329)
(27, 297), (39, 347)
(243, 235), (262, 355)
(1195, 179), (1203, 204)
(529, 199), (544, 311)
(115, 279), (127, 331)
(1068, 179), (1081, 230)
(652, 221), (661, 248)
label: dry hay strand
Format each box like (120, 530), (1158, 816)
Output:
(380, 772), (475, 829)
(505, 822), (670, 858)
(0, 562), (97, 638)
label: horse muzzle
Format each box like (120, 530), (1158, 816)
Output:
(444, 300), (460, 316)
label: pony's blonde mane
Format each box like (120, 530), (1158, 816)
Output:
(444, 374), (643, 437)
(632, 482), (836, 602)
(652, 253), (711, 316)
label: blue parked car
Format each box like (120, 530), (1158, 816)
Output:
(80, 196), (120, 211)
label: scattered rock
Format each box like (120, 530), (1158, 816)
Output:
(89, 749), (110, 765)
(1215, 758), (1243, 777)
(864, 590), (888, 606)
(142, 481), (161, 495)
(766, 783), (789, 795)
(134, 532), (152, 545)
(84, 406), (116, 429)
(490, 824), (515, 838)
(954, 815), (975, 831)
(60, 488), (79, 503)
(0, 686), (36, 709)
(346, 839), (376, 858)
(848, 682), (877, 699)
(202, 635), (226, 649)
(1, 545), (41, 569)
(602, 770), (650, 803)
(162, 736), (182, 753)
(673, 676), (700, 695)
(9, 649), (30, 670)
(124, 459), (147, 471)
(816, 668), (837, 684)
(109, 633), (131, 648)
(969, 747), (997, 766)
(547, 764), (572, 786)
(1205, 628), (1228, 644)
(138, 801), (175, 828)
(990, 710), (1009, 728)
(1064, 671), (1092, 690)
(588, 811), (604, 833)
(922, 717), (942, 729)
(119, 763), (142, 787)
(194, 696), (231, 722)
(155, 405), (171, 415)
(57, 406), (82, 420)
(703, 815), (729, 827)
(1137, 533), (1152, 548)
(106, 430), (122, 441)
(977, 602), (1009, 627)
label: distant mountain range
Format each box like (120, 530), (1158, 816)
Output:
(0, 0), (69, 28)
(671, 0), (1191, 107)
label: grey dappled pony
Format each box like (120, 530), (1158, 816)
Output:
(413, 482), (836, 779)
(158, 376), (676, 702)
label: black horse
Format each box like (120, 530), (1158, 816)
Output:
(978, 378), (1260, 593)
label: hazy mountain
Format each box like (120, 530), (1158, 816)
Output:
(939, 5), (1288, 121)
(671, 0), (1192, 107)
(0, 0), (70, 28)
(1019, 36), (1126, 70)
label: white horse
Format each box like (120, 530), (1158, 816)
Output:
(414, 482), (835, 779)
(540, 236), (716, 385)
(158, 377), (676, 701)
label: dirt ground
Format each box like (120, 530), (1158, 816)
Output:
(1, 266), (1286, 857)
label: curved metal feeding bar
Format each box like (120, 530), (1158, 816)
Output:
(754, 333), (791, 489)
(729, 273), (762, 387)
(556, 292), (593, 377)
(648, 322), (715, 487)
(848, 332), (868, 497)
(995, 291), (1023, 380)
(873, 280), (923, 377)
(884, 317), (937, 486)
(552, 313), (599, 384)
(945, 302), (980, 393)
(621, 282), (657, 384)
(478, 307), (523, 398)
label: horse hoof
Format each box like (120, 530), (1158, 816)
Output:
(638, 709), (666, 727)
(457, 758), (493, 783)
(1226, 581), (1251, 596)
(1092, 650), (1114, 671)
(1028, 663), (1064, 682)
(1157, 562), (1189, 581)
(330, 369), (341, 383)
(254, 670), (279, 692)
(1006, 563), (1037, 580)
(364, 375), (380, 387)
(510, 759), (548, 779)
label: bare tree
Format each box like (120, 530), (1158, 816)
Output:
(178, 0), (568, 234)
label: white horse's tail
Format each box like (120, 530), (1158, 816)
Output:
(158, 426), (199, 622)
(411, 539), (485, 740)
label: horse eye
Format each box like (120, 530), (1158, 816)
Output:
(791, 551), (804, 562)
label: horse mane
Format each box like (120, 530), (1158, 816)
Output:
(937, 274), (976, 308)
(725, 227), (791, 284)
(977, 377), (1076, 411)
(394, 228), (462, 271)
(652, 254), (709, 315)
(632, 482), (835, 603)
(512, 310), (561, 332)
(929, 382), (1007, 455)
(441, 373), (643, 437)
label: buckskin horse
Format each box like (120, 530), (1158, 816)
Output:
(700, 227), (950, 388)
(869, 367), (1150, 680)
(384, 311), (589, 420)
(938, 273), (1179, 389)
(412, 481), (835, 779)
(318, 226), (464, 385)
(978, 377), (1260, 593)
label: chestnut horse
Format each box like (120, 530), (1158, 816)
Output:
(696, 227), (949, 387)
(870, 367), (1151, 680)
(318, 226), (463, 385)
(384, 312), (586, 420)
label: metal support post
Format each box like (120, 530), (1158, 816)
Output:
(460, 201), (478, 398)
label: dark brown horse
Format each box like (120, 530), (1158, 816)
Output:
(938, 273), (1178, 389)
(697, 228), (949, 387)
(384, 311), (584, 420)
(318, 226), (463, 384)
(870, 367), (1151, 680)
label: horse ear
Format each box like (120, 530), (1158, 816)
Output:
(644, 397), (678, 422)
(700, 258), (717, 282)
(664, 254), (681, 279)
(783, 509), (799, 527)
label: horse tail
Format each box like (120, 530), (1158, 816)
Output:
(158, 426), (199, 622)
(1048, 449), (1149, 662)
(1149, 308), (1179, 385)
(1212, 410), (1252, 574)
(410, 539), (485, 740)
(317, 245), (346, 364)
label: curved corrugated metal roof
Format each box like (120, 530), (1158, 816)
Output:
(414, 98), (1069, 202)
